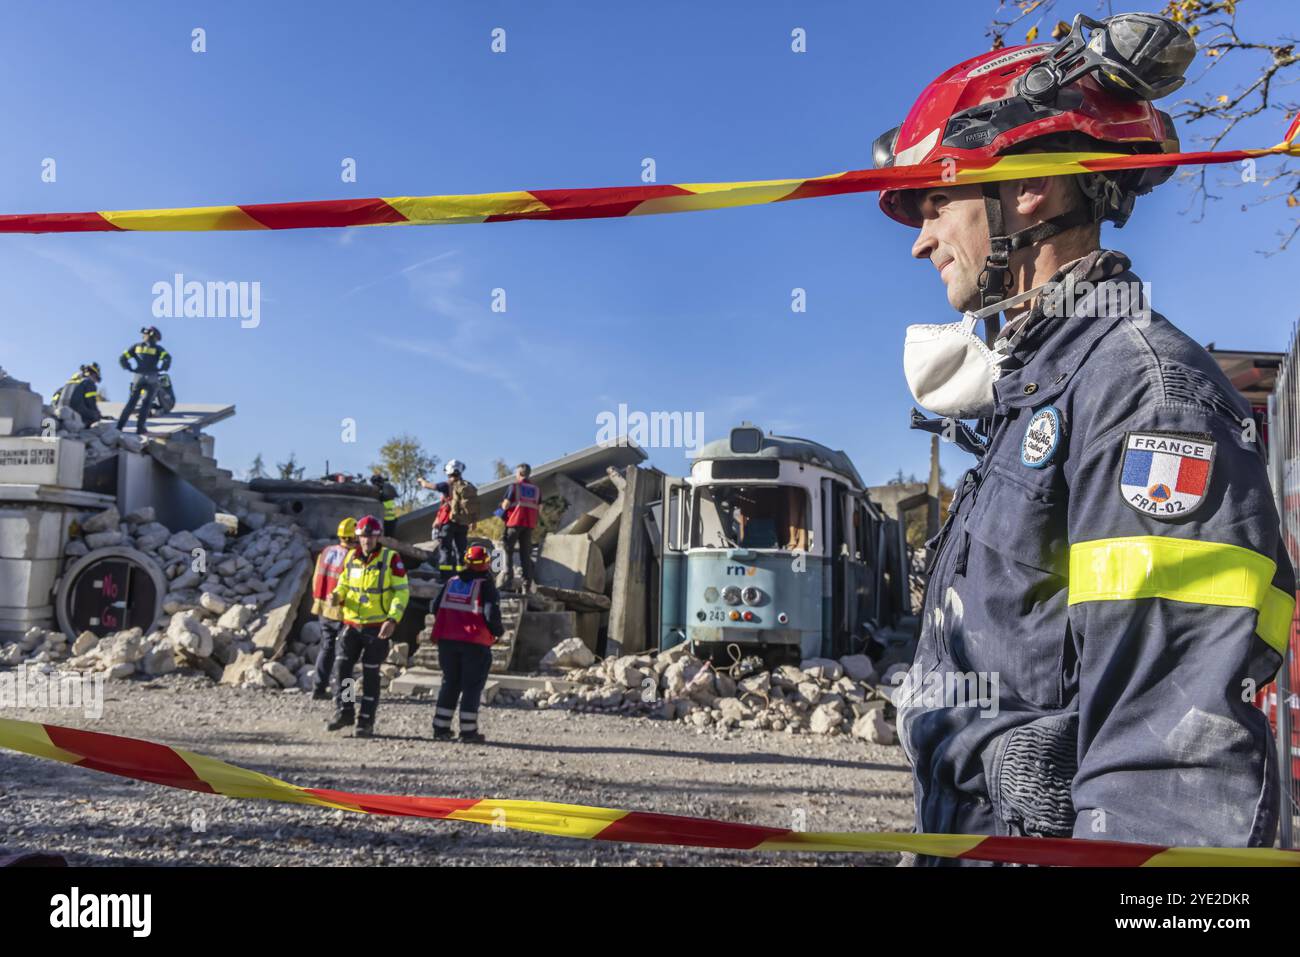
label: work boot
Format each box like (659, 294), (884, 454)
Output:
(326, 709), (355, 731)
(431, 728), (453, 742)
(354, 722), (375, 739)
(458, 730), (486, 745)
(311, 686), (330, 701)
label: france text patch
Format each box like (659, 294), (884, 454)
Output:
(1021, 406), (1062, 468)
(1119, 431), (1215, 518)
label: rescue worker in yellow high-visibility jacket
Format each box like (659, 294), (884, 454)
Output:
(326, 515), (409, 738)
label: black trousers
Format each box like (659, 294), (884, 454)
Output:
(116, 373), (160, 433)
(436, 523), (469, 581)
(312, 618), (345, 694)
(503, 525), (534, 584)
(434, 640), (493, 734)
(331, 624), (390, 724)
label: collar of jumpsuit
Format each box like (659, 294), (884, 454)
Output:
(990, 249), (1137, 417)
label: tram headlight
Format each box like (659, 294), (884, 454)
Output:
(721, 585), (742, 605)
(777, 612), (789, 624)
(741, 586), (763, 606)
(728, 610), (741, 621)
(703, 586), (720, 603)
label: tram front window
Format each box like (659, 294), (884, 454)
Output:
(692, 485), (810, 551)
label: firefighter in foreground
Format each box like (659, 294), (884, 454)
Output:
(116, 325), (171, 435)
(496, 462), (540, 592)
(52, 363), (103, 427)
(325, 515), (409, 737)
(427, 544), (503, 743)
(874, 12), (1292, 859)
(418, 459), (477, 581)
(309, 517), (357, 700)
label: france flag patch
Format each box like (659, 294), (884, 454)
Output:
(1119, 431), (1215, 518)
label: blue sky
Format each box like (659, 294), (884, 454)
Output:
(2, 0), (1295, 491)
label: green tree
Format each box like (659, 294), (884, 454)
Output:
(373, 434), (438, 512)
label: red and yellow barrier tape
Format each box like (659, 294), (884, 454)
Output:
(2, 132), (1297, 234)
(1, 718), (1296, 866)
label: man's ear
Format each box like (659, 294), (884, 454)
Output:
(1011, 176), (1052, 218)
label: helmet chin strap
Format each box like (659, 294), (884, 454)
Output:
(975, 182), (1095, 344)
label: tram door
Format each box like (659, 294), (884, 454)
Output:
(656, 476), (689, 650)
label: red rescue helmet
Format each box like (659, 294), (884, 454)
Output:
(463, 545), (491, 572)
(356, 515), (383, 537)
(873, 14), (1192, 309)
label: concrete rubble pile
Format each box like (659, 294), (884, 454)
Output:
(510, 638), (901, 745)
(50, 409), (145, 465)
(0, 506), (320, 690)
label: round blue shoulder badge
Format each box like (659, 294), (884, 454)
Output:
(1021, 406), (1062, 468)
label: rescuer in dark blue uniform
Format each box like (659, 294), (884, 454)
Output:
(873, 16), (1292, 860)
(116, 325), (171, 435)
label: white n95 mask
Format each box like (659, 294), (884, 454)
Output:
(902, 282), (1049, 419)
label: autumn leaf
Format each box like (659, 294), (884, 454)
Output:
(1026, 25), (1039, 44)
(1217, 94), (1230, 104)
(1051, 20), (1070, 40)
(1288, 194), (1298, 208)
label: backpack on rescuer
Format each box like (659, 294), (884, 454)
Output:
(449, 478), (478, 525)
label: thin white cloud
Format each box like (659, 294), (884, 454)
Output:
(346, 249), (459, 297)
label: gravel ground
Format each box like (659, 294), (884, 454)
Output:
(0, 674), (915, 866)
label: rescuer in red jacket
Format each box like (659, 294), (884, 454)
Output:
(427, 545), (504, 743)
(309, 517), (358, 699)
(496, 463), (540, 592)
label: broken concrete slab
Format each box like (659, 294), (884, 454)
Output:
(551, 473), (607, 531)
(514, 610), (579, 671)
(587, 495), (624, 560)
(535, 534), (605, 593)
(558, 502), (607, 537)
(250, 558), (310, 656)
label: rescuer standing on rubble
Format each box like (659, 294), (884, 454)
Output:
(427, 544), (503, 743)
(309, 517), (358, 700)
(370, 472), (399, 537)
(496, 462), (540, 592)
(52, 363), (103, 427)
(326, 515), (409, 737)
(116, 325), (171, 435)
(874, 12), (1292, 861)
(418, 460), (477, 581)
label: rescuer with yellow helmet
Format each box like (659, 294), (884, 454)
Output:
(309, 517), (359, 700)
(52, 362), (103, 427)
(326, 515), (409, 737)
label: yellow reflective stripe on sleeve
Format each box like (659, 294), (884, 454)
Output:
(1068, 536), (1295, 655)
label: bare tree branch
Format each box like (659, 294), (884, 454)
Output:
(983, 0), (1300, 251)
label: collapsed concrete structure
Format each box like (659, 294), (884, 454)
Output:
(0, 368), (912, 745)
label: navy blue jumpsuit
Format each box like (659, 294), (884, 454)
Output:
(900, 250), (1293, 862)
